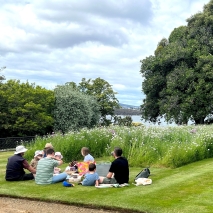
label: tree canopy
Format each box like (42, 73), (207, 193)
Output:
(0, 80), (54, 137)
(140, 0), (213, 125)
(68, 77), (120, 125)
(79, 78), (119, 117)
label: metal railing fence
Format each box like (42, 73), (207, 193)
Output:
(0, 136), (35, 150)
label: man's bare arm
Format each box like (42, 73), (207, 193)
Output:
(23, 160), (36, 174)
(106, 172), (113, 179)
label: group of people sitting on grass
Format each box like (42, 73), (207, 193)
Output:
(5, 143), (129, 187)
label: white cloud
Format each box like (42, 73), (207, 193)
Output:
(0, 0), (210, 106)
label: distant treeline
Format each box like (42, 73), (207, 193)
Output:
(114, 108), (141, 115)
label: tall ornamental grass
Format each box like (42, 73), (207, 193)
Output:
(24, 128), (113, 162)
(24, 125), (213, 168)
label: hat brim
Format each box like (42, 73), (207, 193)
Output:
(34, 154), (43, 157)
(14, 148), (28, 154)
(44, 145), (54, 149)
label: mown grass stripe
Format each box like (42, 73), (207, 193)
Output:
(0, 152), (213, 213)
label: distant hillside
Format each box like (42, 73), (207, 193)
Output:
(114, 108), (141, 115)
(115, 103), (141, 115)
(119, 103), (140, 109)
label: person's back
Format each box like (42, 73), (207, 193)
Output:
(6, 154), (25, 180)
(5, 145), (35, 181)
(35, 157), (58, 184)
(82, 163), (99, 186)
(110, 156), (129, 184)
(35, 148), (67, 184)
(99, 147), (129, 185)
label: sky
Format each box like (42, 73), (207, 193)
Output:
(0, 0), (210, 106)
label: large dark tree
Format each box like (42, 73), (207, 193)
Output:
(140, 0), (213, 125)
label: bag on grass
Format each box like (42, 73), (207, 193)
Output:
(135, 168), (150, 180)
(135, 178), (152, 186)
(68, 174), (82, 183)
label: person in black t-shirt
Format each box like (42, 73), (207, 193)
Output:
(99, 147), (129, 184)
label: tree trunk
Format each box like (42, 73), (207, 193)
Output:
(194, 117), (205, 125)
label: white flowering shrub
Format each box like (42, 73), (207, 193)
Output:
(54, 84), (100, 133)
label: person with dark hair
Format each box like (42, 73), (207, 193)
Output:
(99, 147), (129, 184)
(81, 163), (100, 186)
(81, 147), (94, 162)
(35, 148), (67, 184)
(5, 145), (36, 181)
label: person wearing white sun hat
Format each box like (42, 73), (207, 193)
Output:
(54, 152), (63, 174)
(5, 145), (36, 181)
(30, 150), (43, 169)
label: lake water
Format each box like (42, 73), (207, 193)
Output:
(108, 115), (178, 126)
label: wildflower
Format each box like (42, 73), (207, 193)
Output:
(190, 129), (197, 134)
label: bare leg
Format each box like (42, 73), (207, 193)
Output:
(99, 176), (105, 183)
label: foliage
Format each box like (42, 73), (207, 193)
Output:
(140, 0), (213, 125)
(54, 84), (101, 133)
(113, 115), (133, 126)
(68, 77), (120, 125)
(0, 80), (54, 137)
(0, 66), (6, 82)
(1, 152), (213, 213)
(24, 124), (213, 169)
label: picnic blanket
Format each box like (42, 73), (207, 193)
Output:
(95, 183), (129, 188)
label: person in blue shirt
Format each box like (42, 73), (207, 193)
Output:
(81, 147), (94, 162)
(82, 163), (99, 186)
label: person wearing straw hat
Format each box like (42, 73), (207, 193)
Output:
(5, 145), (36, 181)
(43, 143), (54, 158)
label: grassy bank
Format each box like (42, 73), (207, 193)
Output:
(1, 151), (213, 213)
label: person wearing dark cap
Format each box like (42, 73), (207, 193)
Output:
(5, 145), (36, 181)
(99, 147), (129, 184)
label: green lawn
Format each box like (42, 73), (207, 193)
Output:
(0, 151), (213, 213)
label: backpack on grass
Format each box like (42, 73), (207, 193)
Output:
(135, 168), (150, 180)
